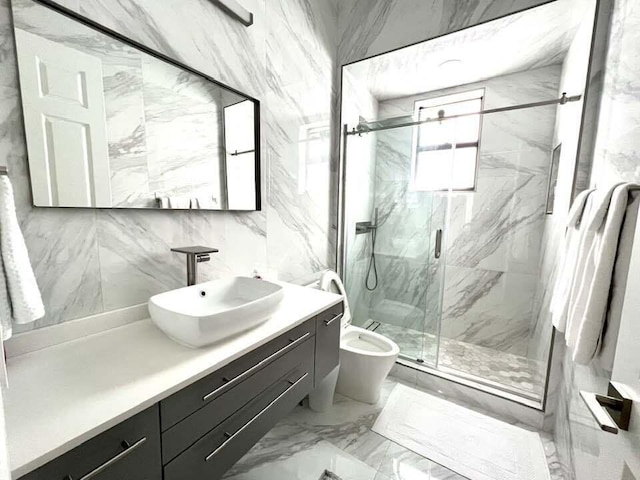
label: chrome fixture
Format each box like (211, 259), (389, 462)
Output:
(347, 93), (583, 136)
(171, 246), (219, 286)
(355, 221), (377, 235)
(435, 229), (443, 259)
(580, 381), (633, 434)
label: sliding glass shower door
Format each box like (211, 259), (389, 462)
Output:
(342, 92), (558, 403)
(342, 116), (448, 368)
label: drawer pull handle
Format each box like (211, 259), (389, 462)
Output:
(202, 332), (311, 402)
(205, 372), (309, 462)
(323, 313), (343, 326)
(74, 437), (147, 480)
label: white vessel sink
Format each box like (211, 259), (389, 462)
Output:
(148, 276), (285, 348)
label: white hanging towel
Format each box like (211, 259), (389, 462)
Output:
(550, 188), (595, 332)
(0, 176), (45, 340)
(565, 183), (638, 363)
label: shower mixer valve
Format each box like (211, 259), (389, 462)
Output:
(355, 221), (377, 234)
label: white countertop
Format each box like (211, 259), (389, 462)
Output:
(4, 282), (342, 478)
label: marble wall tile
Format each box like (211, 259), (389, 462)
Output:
(337, 0), (552, 66)
(440, 265), (535, 354)
(0, 0), (17, 89)
(445, 175), (547, 273)
(110, 156), (151, 208)
(77, 0), (269, 99)
(367, 254), (432, 332)
(223, 211), (267, 279)
(96, 210), (187, 310)
(103, 61), (147, 161)
(262, 0), (338, 283)
(143, 58), (223, 202)
(15, 208), (103, 331)
(0, 0), (339, 332)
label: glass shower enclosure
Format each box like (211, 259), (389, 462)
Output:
(338, 0), (598, 406)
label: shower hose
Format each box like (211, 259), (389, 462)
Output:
(365, 227), (378, 291)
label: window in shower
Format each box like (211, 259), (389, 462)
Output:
(411, 89), (484, 191)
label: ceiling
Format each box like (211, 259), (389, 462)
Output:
(345, 0), (596, 101)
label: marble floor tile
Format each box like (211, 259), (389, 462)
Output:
(224, 423), (379, 480)
(377, 440), (469, 479)
(225, 378), (563, 480)
(281, 381), (396, 471)
(377, 442), (434, 479)
(372, 321), (544, 399)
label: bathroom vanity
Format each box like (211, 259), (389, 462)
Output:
(4, 283), (342, 480)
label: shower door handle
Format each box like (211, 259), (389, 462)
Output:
(434, 229), (443, 259)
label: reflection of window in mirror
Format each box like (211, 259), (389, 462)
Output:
(410, 89), (484, 192)
(298, 121), (330, 195)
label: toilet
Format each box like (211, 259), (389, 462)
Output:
(317, 270), (399, 404)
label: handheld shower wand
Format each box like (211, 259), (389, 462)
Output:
(365, 208), (379, 291)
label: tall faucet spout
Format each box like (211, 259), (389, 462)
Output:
(171, 246), (219, 286)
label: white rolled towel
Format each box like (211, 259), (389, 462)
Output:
(0, 176), (45, 340)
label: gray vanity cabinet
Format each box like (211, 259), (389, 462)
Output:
(164, 353), (314, 480)
(17, 303), (342, 480)
(161, 318), (316, 466)
(314, 303), (343, 386)
(19, 405), (162, 480)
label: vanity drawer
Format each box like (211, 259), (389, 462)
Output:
(162, 333), (314, 463)
(164, 358), (313, 480)
(160, 317), (315, 430)
(315, 302), (343, 386)
(19, 405), (161, 480)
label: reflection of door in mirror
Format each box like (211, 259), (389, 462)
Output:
(223, 100), (256, 210)
(15, 29), (111, 208)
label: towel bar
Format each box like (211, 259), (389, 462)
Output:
(580, 381), (632, 434)
(0, 166), (8, 175)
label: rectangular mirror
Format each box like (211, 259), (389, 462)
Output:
(12, 0), (261, 210)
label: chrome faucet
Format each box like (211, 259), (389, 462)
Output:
(171, 246), (219, 286)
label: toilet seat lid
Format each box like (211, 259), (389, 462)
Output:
(319, 270), (352, 327)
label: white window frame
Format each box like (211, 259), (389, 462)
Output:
(410, 89), (484, 192)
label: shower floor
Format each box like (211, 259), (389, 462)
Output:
(366, 321), (544, 399)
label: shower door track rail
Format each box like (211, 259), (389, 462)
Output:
(346, 92), (581, 136)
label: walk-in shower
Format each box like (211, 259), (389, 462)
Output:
(338, 0), (599, 406)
